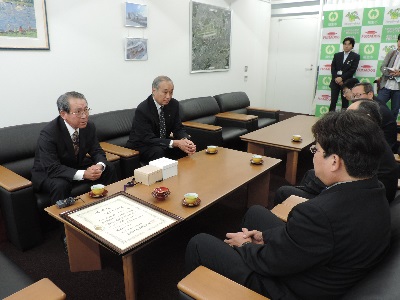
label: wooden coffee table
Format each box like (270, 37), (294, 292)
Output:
(240, 115), (318, 185)
(45, 147), (281, 300)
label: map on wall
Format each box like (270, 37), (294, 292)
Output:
(190, 1), (231, 73)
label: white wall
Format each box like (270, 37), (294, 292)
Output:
(0, 0), (271, 128)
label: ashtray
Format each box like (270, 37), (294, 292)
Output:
(205, 149), (218, 154)
(291, 138), (302, 142)
(182, 198), (201, 207)
(250, 159), (264, 165)
(89, 189), (108, 198)
(152, 187), (171, 200)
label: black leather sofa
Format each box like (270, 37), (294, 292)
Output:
(179, 96), (251, 151)
(178, 195), (400, 299)
(0, 109), (139, 251)
(214, 91), (279, 129)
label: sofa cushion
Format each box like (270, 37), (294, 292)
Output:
(90, 109), (135, 147)
(0, 122), (47, 179)
(214, 92), (250, 112)
(179, 97), (220, 123)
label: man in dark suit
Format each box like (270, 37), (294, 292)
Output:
(329, 37), (360, 111)
(352, 82), (397, 152)
(31, 91), (117, 204)
(185, 111), (391, 299)
(126, 75), (196, 163)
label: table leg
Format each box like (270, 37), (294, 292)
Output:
(247, 143), (264, 155)
(122, 254), (137, 300)
(285, 151), (299, 185)
(65, 225), (101, 272)
(247, 171), (272, 208)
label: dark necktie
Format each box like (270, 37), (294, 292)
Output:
(72, 130), (79, 157)
(159, 106), (166, 138)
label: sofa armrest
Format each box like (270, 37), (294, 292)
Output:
(182, 122), (223, 151)
(216, 115), (256, 132)
(182, 121), (222, 131)
(248, 107), (279, 113)
(0, 165), (32, 192)
(105, 152), (120, 162)
(247, 107), (279, 121)
(100, 142), (139, 158)
(216, 112), (258, 121)
(178, 266), (269, 300)
(4, 278), (66, 300)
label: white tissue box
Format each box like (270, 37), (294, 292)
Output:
(149, 157), (178, 180)
(134, 165), (163, 186)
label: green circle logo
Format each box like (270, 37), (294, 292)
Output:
(320, 106), (329, 115)
(328, 12), (339, 22)
(325, 45), (336, 55)
(364, 44), (375, 55)
(360, 78), (371, 83)
(368, 9), (379, 20)
(322, 77), (331, 85)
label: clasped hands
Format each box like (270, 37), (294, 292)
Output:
(83, 164), (103, 181)
(224, 228), (264, 247)
(389, 69), (400, 77)
(174, 138), (196, 155)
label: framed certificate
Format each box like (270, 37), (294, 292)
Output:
(60, 192), (182, 255)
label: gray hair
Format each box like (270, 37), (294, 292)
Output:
(56, 91), (87, 113)
(152, 76), (173, 90)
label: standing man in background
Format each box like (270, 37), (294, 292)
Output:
(126, 76), (196, 164)
(378, 34), (400, 119)
(329, 37), (360, 111)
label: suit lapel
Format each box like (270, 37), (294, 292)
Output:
(58, 117), (75, 156)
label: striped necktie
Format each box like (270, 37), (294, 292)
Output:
(159, 106), (166, 138)
(72, 130), (79, 157)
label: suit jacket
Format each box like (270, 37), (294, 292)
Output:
(31, 116), (107, 188)
(375, 96), (397, 151)
(379, 49), (400, 89)
(330, 51), (360, 89)
(236, 177), (391, 300)
(125, 95), (189, 150)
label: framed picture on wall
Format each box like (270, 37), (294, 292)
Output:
(125, 38), (148, 61)
(190, 1), (231, 73)
(0, 0), (50, 50)
(125, 3), (148, 27)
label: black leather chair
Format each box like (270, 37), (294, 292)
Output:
(179, 96), (249, 151)
(214, 92), (279, 129)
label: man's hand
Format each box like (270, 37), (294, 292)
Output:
(335, 77), (343, 85)
(83, 165), (103, 181)
(242, 228), (264, 245)
(173, 138), (196, 155)
(224, 231), (252, 247)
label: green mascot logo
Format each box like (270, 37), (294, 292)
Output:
(322, 77), (331, 85)
(319, 106), (329, 115)
(325, 45), (336, 55)
(360, 78), (371, 83)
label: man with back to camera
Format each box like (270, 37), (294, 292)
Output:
(31, 91), (118, 204)
(126, 75), (196, 164)
(329, 37), (360, 111)
(185, 111), (391, 299)
(352, 82), (397, 152)
(378, 34), (400, 119)
(273, 99), (398, 205)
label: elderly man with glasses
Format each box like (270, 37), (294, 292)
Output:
(31, 91), (118, 204)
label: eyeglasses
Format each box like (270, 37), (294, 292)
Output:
(352, 92), (367, 99)
(69, 108), (91, 117)
(310, 145), (325, 155)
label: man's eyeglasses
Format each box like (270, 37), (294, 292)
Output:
(310, 145), (325, 155)
(352, 92), (367, 99)
(70, 108), (91, 117)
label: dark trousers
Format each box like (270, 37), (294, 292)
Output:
(185, 205), (291, 299)
(41, 160), (118, 204)
(138, 146), (187, 164)
(329, 83), (348, 111)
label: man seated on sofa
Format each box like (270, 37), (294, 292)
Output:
(126, 75), (196, 164)
(185, 111), (391, 299)
(31, 91), (118, 204)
